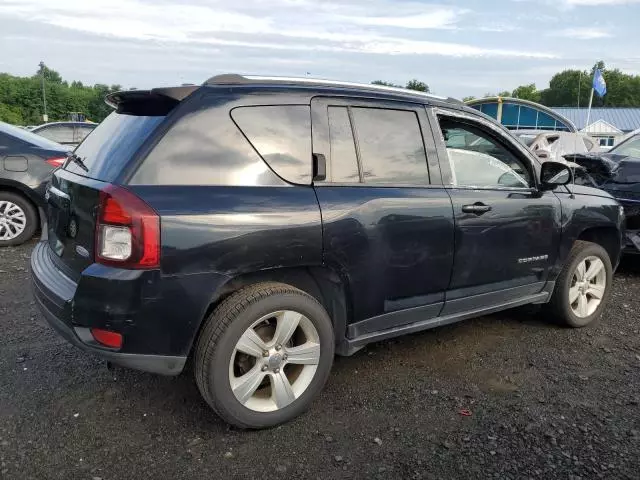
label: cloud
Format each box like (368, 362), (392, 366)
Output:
(346, 10), (466, 29)
(553, 27), (612, 39)
(563, 0), (640, 4)
(0, 0), (556, 59)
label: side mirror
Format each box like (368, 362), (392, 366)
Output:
(540, 161), (573, 189)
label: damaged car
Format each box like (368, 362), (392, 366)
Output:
(565, 133), (640, 254)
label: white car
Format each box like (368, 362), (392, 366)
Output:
(528, 132), (600, 163)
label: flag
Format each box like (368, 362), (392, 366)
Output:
(593, 69), (607, 97)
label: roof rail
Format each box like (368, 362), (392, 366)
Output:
(204, 73), (454, 102)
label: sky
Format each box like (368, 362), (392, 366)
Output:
(0, 0), (638, 98)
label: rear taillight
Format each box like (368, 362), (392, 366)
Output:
(45, 156), (66, 168)
(95, 185), (160, 269)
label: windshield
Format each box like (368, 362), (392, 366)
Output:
(0, 121), (69, 150)
(611, 135), (640, 158)
(65, 112), (165, 181)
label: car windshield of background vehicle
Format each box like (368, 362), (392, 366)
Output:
(612, 136), (640, 158)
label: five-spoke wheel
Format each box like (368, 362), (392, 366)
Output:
(548, 240), (613, 327)
(195, 283), (334, 429)
(229, 310), (321, 412)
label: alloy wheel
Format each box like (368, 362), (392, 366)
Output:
(569, 255), (606, 318)
(0, 201), (27, 241)
(228, 310), (321, 412)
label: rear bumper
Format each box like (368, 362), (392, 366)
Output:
(30, 241), (186, 375)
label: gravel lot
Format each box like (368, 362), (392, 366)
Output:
(1, 240), (640, 480)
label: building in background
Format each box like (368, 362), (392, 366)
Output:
(466, 97), (577, 132)
(551, 108), (640, 148)
(465, 97), (640, 149)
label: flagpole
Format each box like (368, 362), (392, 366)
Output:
(586, 87), (594, 131)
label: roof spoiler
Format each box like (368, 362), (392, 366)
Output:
(105, 86), (198, 115)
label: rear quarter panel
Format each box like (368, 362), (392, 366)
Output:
(129, 185), (323, 354)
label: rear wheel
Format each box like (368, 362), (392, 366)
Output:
(195, 282), (334, 429)
(547, 240), (613, 327)
(0, 192), (38, 247)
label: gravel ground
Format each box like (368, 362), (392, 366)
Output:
(1, 240), (640, 480)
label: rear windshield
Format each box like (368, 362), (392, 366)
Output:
(64, 112), (165, 181)
(0, 121), (68, 150)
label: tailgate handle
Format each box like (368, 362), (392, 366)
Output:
(312, 153), (326, 181)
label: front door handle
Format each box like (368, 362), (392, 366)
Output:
(461, 203), (492, 214)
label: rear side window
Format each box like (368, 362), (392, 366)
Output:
(350, 108), (429, 185)
(327, 106), (360, 182)
(65, 112), (165, 181)
(231, 105), (312, 184)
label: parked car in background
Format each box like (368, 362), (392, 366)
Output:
(31, 75), (623, 429)
(0, 121), (70, 246)
(528, 132), (599, 163)
(566, 131), (640, 254)
(31, 121), (96, 147)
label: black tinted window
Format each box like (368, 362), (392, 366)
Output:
(131, 103), (286, 187)
(66, 112), (164, 181)
(231, 105), (312, 184)
(351, 108), (429, 185)
(327, 106), (360, 182)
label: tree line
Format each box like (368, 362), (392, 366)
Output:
(0, 65), (121, 125)
(1, 61), (639, 126)
(462, 61), (640, 107)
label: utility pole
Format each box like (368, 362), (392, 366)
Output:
(39, 61), (48, 123)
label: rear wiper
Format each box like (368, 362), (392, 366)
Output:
(66, 152), (88, 172)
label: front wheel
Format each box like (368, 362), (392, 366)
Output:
(194, 282), (335, 429)
(547, 240), (613, 327)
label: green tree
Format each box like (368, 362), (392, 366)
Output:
(371, 80), (402, 88)
(462, 96), (476, 102)
(0, 66), (126, 125)
(34, 63), (63, 83)
(539, 69), (591, 107)
(511, 83), (540, 103)
(405, 79), (429, 92)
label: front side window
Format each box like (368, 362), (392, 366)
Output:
(350, 107), (429, 185)
(438, 117), (531, 189)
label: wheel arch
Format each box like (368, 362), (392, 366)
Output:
(190, 265), (353, 359)
(577, 226), (622, 267)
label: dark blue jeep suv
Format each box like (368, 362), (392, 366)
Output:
(31, 75), (624, 428)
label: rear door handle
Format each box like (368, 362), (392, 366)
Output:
(461, 203), (492, 214)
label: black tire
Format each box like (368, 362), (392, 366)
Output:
(0, 191), (38, 247)
(546, 240), (613, 328)
(194, 282), (335, 429)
